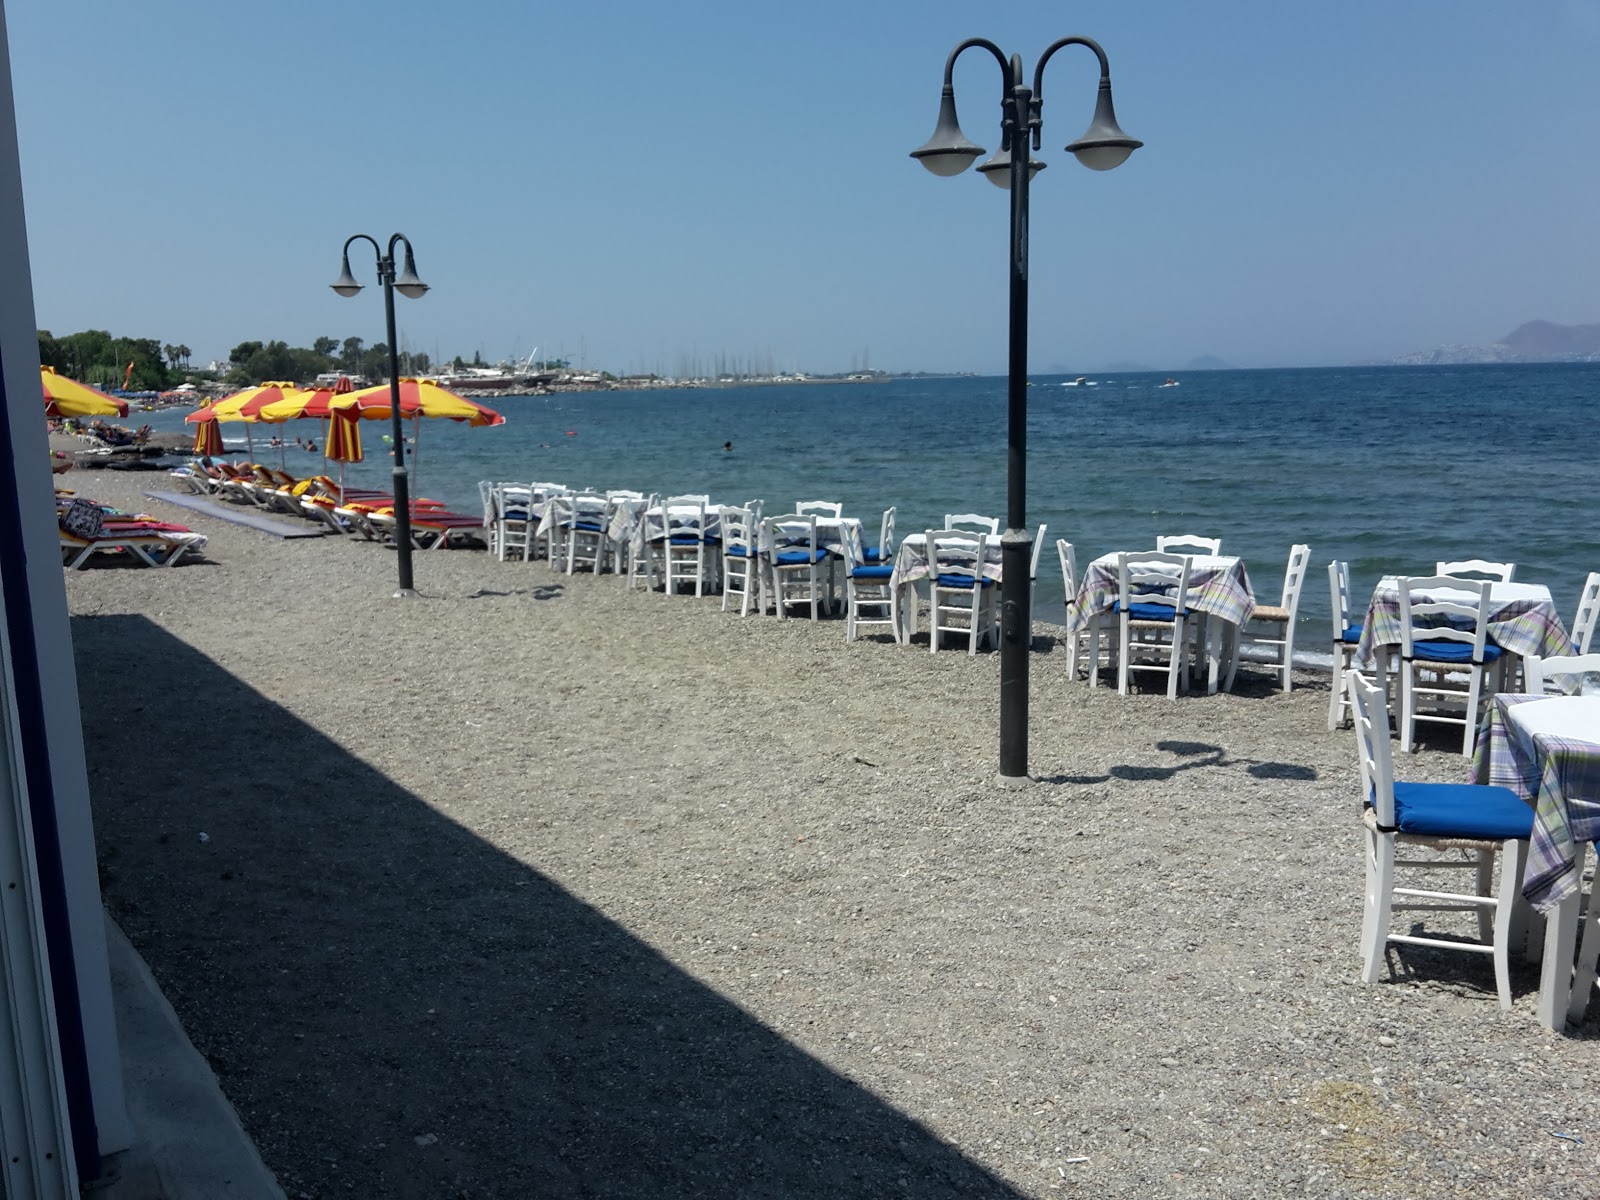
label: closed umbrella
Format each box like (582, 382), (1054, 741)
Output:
(41, 366), (128, 418)
(324, 407), (363, 494)
(192, 419), (224, 458)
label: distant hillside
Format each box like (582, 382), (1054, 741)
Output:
(1385, 319), (1600, 366)
(1185, 355), (1234, 371)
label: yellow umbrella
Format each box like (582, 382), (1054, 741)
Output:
(193, 419), (224, 458)
(330, 378), (504, 488)
(324, 408), (363, 494)
(186, 382), (311, 465)
(41, 366), (128, 418)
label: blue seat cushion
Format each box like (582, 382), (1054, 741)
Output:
(725, 545), (755, 558)
(572, 520), (604, 532)
(669, 534), (709, 545)
(935, 573), (995, 588)
(1341, 624), (1363, 644)
(1388, 782), (1532, 841)
(1410, 640), (1503, 664)
(1113, 601), (1189, 621)
(862, 545), (888, 563)
(775, 548), (829, 565)
(851, 564), (895, 580)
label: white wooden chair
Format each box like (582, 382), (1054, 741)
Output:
(1348, 671), (1533, 1008)
(624, 494), (661, 590)
(528, 482), (570, 561)
(1116, 551), (1192, 699)
(1523, 653), (1600, 696)
(1328, 560), (1365, 730)
(862, 506), (896, 565)
(662, 496), (717, 596)
(1231, 543), (1310, 692)
(795, 500), (842, 519)
(1436, 558), (1515, 582)
(1028, 524), (1048, 615)
(845, 551), (897, 642)
(1396, 575), (1501, 756)
(764, 514), (828, 620)
(1057, 539), (1114, 684)
(1571, 572), (1600, 655)
(562, 492), (610, 575)
(943, 513), (999, 536)
(489, 484), (534, 562)
(719, 506), (761, 615)
(926, 530), (995, 654)
(1156, 533), (1220, 556)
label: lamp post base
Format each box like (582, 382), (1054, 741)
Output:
(392, 588), (421, 600)
(992, 772), (1034, 790)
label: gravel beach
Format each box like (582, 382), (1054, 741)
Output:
(65, 472), (1600, 1199)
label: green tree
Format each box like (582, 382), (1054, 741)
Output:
(340, 337), (364, 371)
(229, 340), (263, 366)
(312, 336), (339, 358)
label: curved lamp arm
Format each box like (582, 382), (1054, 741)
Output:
(1033, 35), (1142, 169)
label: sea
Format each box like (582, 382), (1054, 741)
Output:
(138, 362), (1600, 646)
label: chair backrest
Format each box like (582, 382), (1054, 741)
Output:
(662, 496), (707, 538)
(1117, 551), (1191, 615)
(1156, 534), (1221, 556)
(607, 489), (645, 502)
(1030, 524), (1048, 580)
(1057, 539), (1078, 598)
(1436, 558), (1515, 582)
(1347, 671), (1397, 829)
(1279, 543), (1311, 613)
(567, 492), (608, 528)
(944, 513), (999, 536)
(876, 506), (897, 556)
(1572, 572), (1600, 655)
(1524, 653), (1600, 696)
(795, 500), (842, 518)
(926, 529), (986, 585)
(1329, 560), (1353, 639)
(529, 482), (569, 503)
(719, 506), (756, 556)
(493, 483), (533, 521)
(764, 514), (818, 558)
(744, 498), (765, 528)
(1396, 575), (1491, 661)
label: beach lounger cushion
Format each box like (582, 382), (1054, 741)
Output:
(1385, 781), (1533, 841)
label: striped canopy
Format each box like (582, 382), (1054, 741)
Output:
(257, 374), (354, 422)
(41, 366), (128, 418)
(186, 382), (310, 424)
(326, 409), (362, 464)
(332, 378), (505, 427)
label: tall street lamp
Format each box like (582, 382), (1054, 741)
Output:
(331, 233), (430, 598)
(912, 36), (1140, 781)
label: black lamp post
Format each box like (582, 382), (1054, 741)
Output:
(331, 233), (430, 598)
(912, 37), (1140, 780)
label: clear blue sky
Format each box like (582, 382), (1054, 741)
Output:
(9, 1), (1600, 373)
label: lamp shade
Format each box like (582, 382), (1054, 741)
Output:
(393, 243), (429, 300)
(976, 147), (1047, 190)
(910, 86), (985, 177)
(1064, 81), (1142, 172)
(331, 253), (363, 297)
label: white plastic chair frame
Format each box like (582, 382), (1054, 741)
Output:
(1156, 534), (1221, 556)
(719, 506), (761, 616)
(1396, 575), (1496, 757)
(1057, 539), (1114, 684)
(1349, 671), (1530, 1010)
(1328, 560), (1361, 730)
(1436, 558), (1516, 582)
(867, 507), (897, 564)
(795, 500), (842, 519)
(491, 483), (535, 562)
(1231, 543), (1310, 692)
(926, 530), (995, 655)
(1117, 551), (1192, 699)
(562, 493), (610, 575)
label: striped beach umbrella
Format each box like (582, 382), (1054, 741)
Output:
(324, 407), (362, 493)
(257, 373), (355, 423)
(332, 378), (505, 427)
(184, 382), (310, 424)
(41, 366), (128, 418)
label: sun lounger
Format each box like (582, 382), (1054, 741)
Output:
(60, 530), (200, 569)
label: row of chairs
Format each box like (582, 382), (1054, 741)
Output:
(1329, 562), (1600, 753)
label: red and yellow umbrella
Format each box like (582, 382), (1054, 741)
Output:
(326, 407), (363, 464)
(185, 381), (310, 425)
(331, 378), (505, 426)
(41, 366), (128, 418)
(257, 374), (355, 423)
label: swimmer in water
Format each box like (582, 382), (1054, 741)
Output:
(723, 441), (732, 452)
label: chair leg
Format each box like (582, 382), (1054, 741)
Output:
(1567, 850), (1600, 1025)
(1282, 624), (1295, 692)
(1399, 664), (1415, 753)
(1475, 849), (1496, 945)
(1360, 830), (1395, 985)
(1493, 839), (1522, 1010)
(1117, 618), (1131, 695)
(1329, 650), (1345, 731)
(1462, 665), (1484, 757)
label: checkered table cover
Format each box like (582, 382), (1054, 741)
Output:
(1064, 553), (1256, 634)
(890, 533), (1005, 591)
(1354, 579), (1572, 671)
(1472, 693), (1600, 912)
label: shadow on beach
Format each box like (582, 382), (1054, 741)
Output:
(75, 614), (1024, 1199)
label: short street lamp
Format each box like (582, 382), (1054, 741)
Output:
(331, 233), (430, 598)
(912, 36), (1140, 781)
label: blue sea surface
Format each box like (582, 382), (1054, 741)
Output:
(142, 362), (1600, 642)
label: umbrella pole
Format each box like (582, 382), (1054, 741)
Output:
(245, 424), (254, 462)
(412, 415), (422, 495)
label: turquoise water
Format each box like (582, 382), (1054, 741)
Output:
(141, 363), (1600, 640)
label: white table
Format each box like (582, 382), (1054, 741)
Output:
(889, 534), (1004, 644)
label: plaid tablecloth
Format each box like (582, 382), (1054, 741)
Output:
(1354, 579), (1572, 671)
(1064, 553), (1256, 633)
(1472, 693), (1600, 912)
(890, 532), (1004, 590)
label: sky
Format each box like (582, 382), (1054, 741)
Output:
(8, 0), (1600, 375)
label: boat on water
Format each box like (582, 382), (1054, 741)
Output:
(1062, 376), (1095, 386)
(1159, 377), (1180, 388)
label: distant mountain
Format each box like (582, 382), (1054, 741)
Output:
(1102, 361), (1153, 373)
(1185, 355), (1234, 371)
(1384, 319), (1600, 366)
